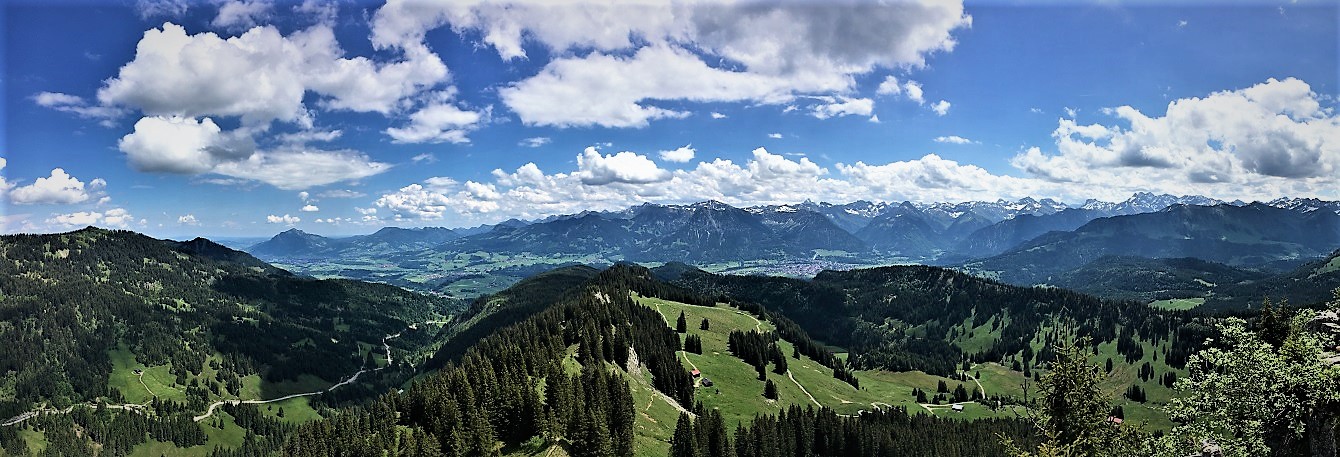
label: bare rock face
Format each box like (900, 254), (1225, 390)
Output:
(1309, 308), (1340, 369)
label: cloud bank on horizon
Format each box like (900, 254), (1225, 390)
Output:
(4, 0), (1338, 234)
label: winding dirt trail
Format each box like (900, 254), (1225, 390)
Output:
(786, 370), (821, 407)
(194, 329), (407, 422)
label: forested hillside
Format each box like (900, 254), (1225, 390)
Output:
(276, 264), (1040, 456)
(0, 228), (458, 455)
(669, 264), (1211, 380)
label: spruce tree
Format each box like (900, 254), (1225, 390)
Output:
(670, 413), (697, 457)
(676, 312), (688, 334)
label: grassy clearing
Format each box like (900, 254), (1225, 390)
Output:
(18, 429), (46, 455)
(1148, 298), (1205, 311)
(257, 396), (323, 424)
(108, 344), (187, 404)
(635, 294), (1024, 435)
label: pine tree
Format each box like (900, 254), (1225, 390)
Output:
(670, 413), (697, 457)
(676, 312), (688, 334)
(763, 380), (778, 400)
(700, 318), (710, 331)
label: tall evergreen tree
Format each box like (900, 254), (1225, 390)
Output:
(670, 413), (697, 457)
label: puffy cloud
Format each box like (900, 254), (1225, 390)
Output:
(47, 208), (137, 229)
(396, 1), (969, 127)
(10, 168), (103, 205)
(374, 180), (457, 220)
(519, 137), (551, 148)
(659, 145), (696, 163)
(710, 112), (727, 119)
(931, 100), (951, 116)
(385, 100), (486, 144)
(903, 80), (925, 104)
(300, 204), (319, 212)
(117, 116), (387, 189)
(502, 46), (795, 128)
(577, 147), (671, 185)
(1011, 77), (1340, 201)
(99, 22), (446, 125)
(178, 214), (198, 225)
(411, 153), (437, 163)
(838, 154), (1051, 202)
(811, 96), (874, 119)
(748, 148), (824, 180)
(118, 116), (252, 173)
(0, 159), (11, 197)
(767, 133), (783, 139)
(876, 76), (902, 95)
(266, 214), (300, 224)
(212, 148), (391, 190)
(212, 0), (272, 30)
(934, 135), (977, 144)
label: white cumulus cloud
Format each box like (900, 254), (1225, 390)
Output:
(931, 100), (951, 116)
(577, 147), (671, 185)
(394, 1), (970, 128)
(48, 208), (137, 229)
(266, 214), (300, 224)
(10, 168), (104, 205)
(659, 145), (696, 163)
(811, 97), (874, 119)
(1012, 77), (1340, 201)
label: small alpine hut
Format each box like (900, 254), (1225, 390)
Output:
(690, 369), (701, 378)
(951, 404), (965, 412)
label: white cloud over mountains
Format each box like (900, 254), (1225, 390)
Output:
(37, 1), (969, 194)
(79, 20), (465, 189)
(366, 77), (1340, 226)
(47, 208), (138, 229)
(1012, 77), (1339, 197)
(10, 169), (105, 205)
(373, 146), (1042, 225)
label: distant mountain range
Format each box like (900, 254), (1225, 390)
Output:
(250, 193), (1339, 265)
(250, 225), (461, 259)
(961, 203), (1340, 284)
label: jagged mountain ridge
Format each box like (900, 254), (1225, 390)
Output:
(249, 194), (1340, 267)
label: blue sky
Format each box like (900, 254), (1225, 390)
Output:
(2, 0), (1337, 237)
